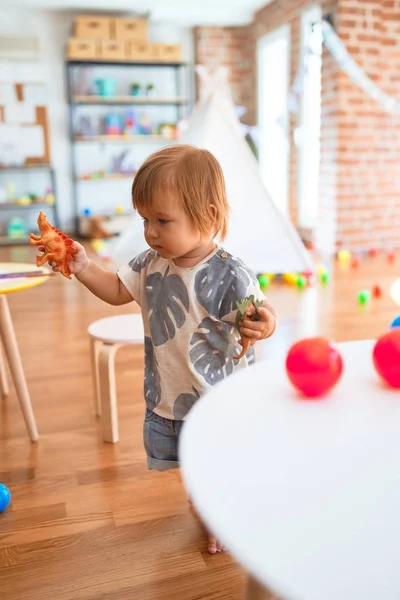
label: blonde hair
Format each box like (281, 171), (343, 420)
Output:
(132, 144), (229, 240)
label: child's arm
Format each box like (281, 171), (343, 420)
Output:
(44, 241), (133, 306)
(76, 259), (133, 306)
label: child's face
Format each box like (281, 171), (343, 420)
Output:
(138, 189), (204, 260)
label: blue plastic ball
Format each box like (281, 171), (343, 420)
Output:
(391, 315), (400, 329)
(0, 483), (11, 513)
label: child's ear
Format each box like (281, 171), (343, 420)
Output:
(208, 204), (217, 221)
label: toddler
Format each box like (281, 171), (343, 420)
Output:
(46, 145), (277, 553)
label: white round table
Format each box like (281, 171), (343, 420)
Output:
(180, 340), (400, 600)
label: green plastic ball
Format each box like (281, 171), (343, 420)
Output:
(296, 275), (307, 289)
(320, 272), (330, 285)
(358, 290), (371, 305)
(258, 274), (270, 289)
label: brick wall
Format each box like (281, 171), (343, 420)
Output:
(194, 26), (253, 122)
(334, 0), (400, 251)
(194, 0), (400, 253)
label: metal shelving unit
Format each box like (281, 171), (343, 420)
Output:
(65, 59), (191, 235)
(0, 164), (59, 245)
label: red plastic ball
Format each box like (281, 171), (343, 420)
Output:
(372, 285), (383, 299)
(351, 257), (360, 269)
(373, 330), (400, 389)
(286, 337), (344, 398)
(369, 247), (378, 258)
(387, 251), (396, 263)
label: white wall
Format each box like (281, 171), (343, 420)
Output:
(0, 8), (194, 231)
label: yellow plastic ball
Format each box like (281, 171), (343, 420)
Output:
(338, 249), (351, 262)
(115, 205), (125, 215)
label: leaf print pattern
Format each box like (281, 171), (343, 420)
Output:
(144, 336), (161, 410)
(146, 266), (190, 346)
(129, 249), (156, 273)
(173, 386), (200, 420)
(194, 251), (258, 318)
(190, 317), (239, 385)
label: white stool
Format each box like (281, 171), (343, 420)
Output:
(88, 313), (144, 443)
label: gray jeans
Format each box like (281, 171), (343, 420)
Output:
(143, 408), (185, 471)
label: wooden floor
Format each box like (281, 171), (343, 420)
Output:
(0, 243), (399, 600)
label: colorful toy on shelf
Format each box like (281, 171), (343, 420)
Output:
(105, 114), (123, 136)
(7, 218), (27, 239)
(0, 483), (11, 513)
(146, 83), (155, 97)
(373, 329), (400, 389)
(286, 337), (343, 398)
(124, 109), (136, 135)
(159, 123), (177, 139)
(95, 78), (116, 97)
(77, 115), (93, 137)
(111, 150), (135, 175)
(137, 114), (152, 135)
(391, 315), (400, 329)
(44, 188), (55, 205)
(130, 82), (141, 96)
(6, 182), (15, 201)
(88, 216), (113, 239)
(29, 211), (77, 279)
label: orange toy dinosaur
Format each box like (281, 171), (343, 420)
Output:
(29, 211), (78, 279)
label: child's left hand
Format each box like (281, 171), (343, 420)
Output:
(239, 300), (277, 346)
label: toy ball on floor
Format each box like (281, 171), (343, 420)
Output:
(372, 285), (383, 299)
(257, 274), (270, 289)
(358, 290), (371, 305)
(320, 272), (330, 286)
(369, 247), (378, 258)
(296, 275), (307, 289)
(338, 249), (351, 263)
(285, 337), (343, 398)
(387, 250), (396, 263)
(373, 329), (400, 389)
(351, 257), (360, 269)
(0, 483), (11, 513)
(391, 315), (400, 329)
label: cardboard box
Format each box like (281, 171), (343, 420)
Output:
(127, 41), (154, 62)
(67, 38), (98, 60)
(157, 43), (182, 62)
(99, 40), (126, 61)
(74, 16), (111, 40)
(112, 18), (147, 41)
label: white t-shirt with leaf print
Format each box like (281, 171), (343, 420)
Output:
(117, 246), (265, 421)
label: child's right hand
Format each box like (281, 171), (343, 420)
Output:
(39, 241), (90, 276)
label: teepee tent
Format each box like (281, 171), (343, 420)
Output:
(109, 67), (312, 275)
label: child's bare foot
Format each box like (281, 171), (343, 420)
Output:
(208, 534), (225, 554)
(189, 499), (225, 554)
